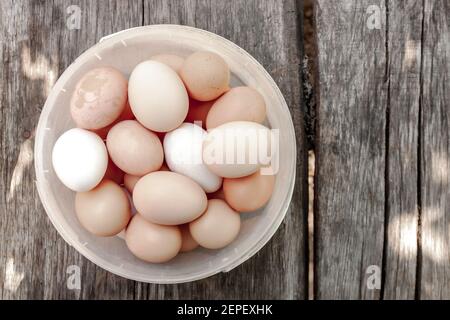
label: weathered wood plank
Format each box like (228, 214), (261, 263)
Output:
(0, 0), (143, 299)
(382, 0), (422, 300)
(315, 0), (387, 299)
(419, 0), (450, 299)
(142, 0), (308, 300)
(1, 0), (307, 299)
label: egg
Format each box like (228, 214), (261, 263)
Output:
(106, 120), (164, 176)
(103, 158), (125, 184)
(206, 86), (266, 129)
(189, 199), (240, 249)
(180, 51), (230, 101)
(126, 214), (181, 263)
(52, 128), (108, 192)
(70, 67), (128, 130)
(92, 100), (135, 139)
(123, 174), (140, 193)
(150, 54), (184, 73)
(202, 121), (275, 178)
(164, 123), (222, 193)
(223, 171), (275, 212)
(179, 224), (199, 252)
(185, 98), (215, 128)
(133, 171), (207, 225)
(128, 60), (189, 132)
(75, 179), (131, 236)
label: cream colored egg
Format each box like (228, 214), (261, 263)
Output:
(150, 54), (184, 73)
(189, 199), (240, 249)
(133, 171), (207, 225)
(179, 224), (199, 252)
(223, 171), (275, 212)
(75, 179), (131, 236)
(106, 120), (164, 176)
(128, 60), (189, 132)
(206, 86), (266, 129)
(180, 51), (230, 101)
(70, 67), (128, 130)
(203, 121), (275, 178)
(125, 214), (181, 263)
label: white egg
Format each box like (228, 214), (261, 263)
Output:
(52, 128), (108, 192)
(128, 60), (189, 132)
(164, 123), (222, 193)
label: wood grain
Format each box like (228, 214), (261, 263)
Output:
(0, 0), (307, 299)
(382, 0), (422, 300)
(419, 0), (450, 300)
(314, 0), (387, 299)
(1, 0), (144, 300)
(142, 0), (308, 300)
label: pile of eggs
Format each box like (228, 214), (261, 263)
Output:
(52, 51), (276, 263)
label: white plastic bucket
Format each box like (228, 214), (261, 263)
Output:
(35, 25), (296, 283)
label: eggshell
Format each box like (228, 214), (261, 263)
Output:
(75, 180), (131, 236)
(70, 67), (127, 130)
(92, 101), (135, 139)
(164, 123), (222, 193)
(185, 98), (215, 129)
(106, 120), (164, 176)
(189, 199), (240, 249)
(103, 158), (125, 184)
(180, 51), (230, 101)
(128, 60), (189, 132)
(202, 121), (274, 178)
(150, 54), (184, 73)
(223, 171), (275, 212)
(179, 224), (199, 252)
(52, 128), (108, 192)
(125, 214), (182, 263)
(206, 87), (266, 129)
(133, 171), (207, 225)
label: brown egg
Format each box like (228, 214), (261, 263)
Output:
(92, 100), (135, 139)
(106, 120), (164, 176)
(125, 214), (181, 263)
(103, 158), (125, 184)
(189, 199), (240, 249)
(206, 87), (266, 129)
(123, 174), (141, 193)
(70, 67), (128, 130)
(179, 224), (199, 252)
(75, 179), (131, 236)
(150, 54), (184, 74)
(180, 51), (230, 101)
(133, 171), (207, 225)
(185, 98), (215, 129)
(223, 171), (275, 212)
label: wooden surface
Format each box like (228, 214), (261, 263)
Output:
(0, 0), (307, 299)
(1, 0), (449, 300)
(315, 0), (450, 299)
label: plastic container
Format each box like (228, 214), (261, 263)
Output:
(35, 25), (296, 283)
